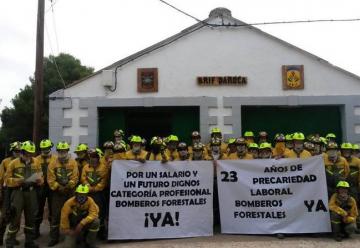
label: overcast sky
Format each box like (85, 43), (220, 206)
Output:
(1, 0), (360, 112)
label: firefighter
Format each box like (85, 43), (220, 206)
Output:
(47, 141), (79, 247)
(209, 128), (227, 154)
(272, 133), (288, 158)
(224, 138), (238, 159)
(146, 137), (168, 162)
(258, 142), (273, 159)
(353, 144), (360, 159)
(206, 138), (225, 160)
(244, 131), (255, 145)
(165, 135), (180, 161)
(74, 143), (89, 180)
(125, 136), (147, 162)
(284, 132), (312, 158)
(340, 143), (360, 225)
(304, 142), (316, 156)
(102, 141), (114, 166)
(113, 129), (128, 150)
(329, 181), (358, 241)
(234, 138), (253, 159)
(5, 141), (43, 248)
(177, 142), (190, 161)
(191, 143), (206, 161)
(248, 143), (259, 159)
(81, 148), (108, 240)
(113, 142), (127, 160)
(188, 131), (201, 155)
(311, 136), (324, 156)
(285, 134), (294, 150)
(0, 141), (21, 244)
(258, 131), (268, 144)
(60, 184), (99, 248)
(34, 139), (56, 239)
(324, 142), (350, 198)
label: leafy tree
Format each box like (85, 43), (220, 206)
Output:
(0, 53), (94, 156)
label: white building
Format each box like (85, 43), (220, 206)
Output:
(49, 8), (360, 150)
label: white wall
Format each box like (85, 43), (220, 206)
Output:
(61, 24), (360, 147)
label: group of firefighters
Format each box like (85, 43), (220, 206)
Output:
(0, 128), (360, 247)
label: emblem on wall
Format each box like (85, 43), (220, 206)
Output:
(282, 65), (304, 90)
(137, 68), (158, 93)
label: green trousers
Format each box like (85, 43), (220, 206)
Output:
(63, 218), (100, 248)
(330, 212), (356, 236)
(49, 190), (73, 241)
(6, 187), (38, 246)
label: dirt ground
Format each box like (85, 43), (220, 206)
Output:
(10, 223), (360, 248)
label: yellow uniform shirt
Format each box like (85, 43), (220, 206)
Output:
(47, 158), (79, 191)
(329, 193), (358, 220)
(125, 150), (148, 160)
(81, 162), (109, 192)
(5, 157), (44, 188)
(60, 196), (99, 231)
(224, 152), (253, 160)
(284, 149), (312, 159)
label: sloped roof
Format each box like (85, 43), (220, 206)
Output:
(63, 7), (360, 90)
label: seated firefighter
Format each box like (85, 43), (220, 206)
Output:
(329, 181), (358, 242)
(60, 184), (99, 248)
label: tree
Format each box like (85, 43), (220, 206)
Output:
(0, 53), (94, 156)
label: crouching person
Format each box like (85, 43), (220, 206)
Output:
(60, 184), (99, 248)
(329, 181), (358, 242)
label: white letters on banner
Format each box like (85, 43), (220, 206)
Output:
(217, 155), (331, 234)
(108, 160), (214, 240)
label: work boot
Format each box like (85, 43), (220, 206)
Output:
(24, 241), (39, 248)
(47, 239), (59, 247)
(334, 233), (342, 242)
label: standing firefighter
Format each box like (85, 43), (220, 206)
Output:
(47, 142), (79, 247)
(284, 132), (312, 159)
(324, 142), (350, 197)
(125, 136), (147, 162)
(34, 139), (56, 238)
(81, 148), (108, 240)
(0, 141), (21, 244)
(74, 143), (89, 180)
(329, 181), (358, 241)
(60, 184), (99, 248)
(5, 141), (43, 248)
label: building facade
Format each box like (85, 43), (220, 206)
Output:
(49, 8), (360, 150)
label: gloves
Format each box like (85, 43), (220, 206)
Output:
(344, 216), (356, 224)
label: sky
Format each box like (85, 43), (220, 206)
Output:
(1, 0), (360, 113)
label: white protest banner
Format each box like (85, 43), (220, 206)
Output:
(217, 155), (331, 234)
(108, 160), (214, 240)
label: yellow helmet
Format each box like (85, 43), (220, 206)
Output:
(292, 132), (305, 141)
(167, 135), (179, 142)
(56, 141), (70, 151)
(21, 141), (36, 153)
(259, 142), (272, 150)
(76, 184), (89, 194)
(248, 143), (259, 149)
(114, 142), (126, 152)
(75, 143), (88, 153)
(150, 136), (163, 145)
(40, 139), (53, 149)
(211, 127), (222, 134)
(285, 134), (293, 141)
(10, 141), (22, 151)
(259, 131), (268, 137)
(88, 148), (103, 158)
(130, 135), (142, 143)
(326, 133), (336, 139)
(228, 138), (236, 145)
(341, 142), (353, 150)
(336, 181), (350, 188)
(244, 131), (254, 137)
(353, 144), (360, 150)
